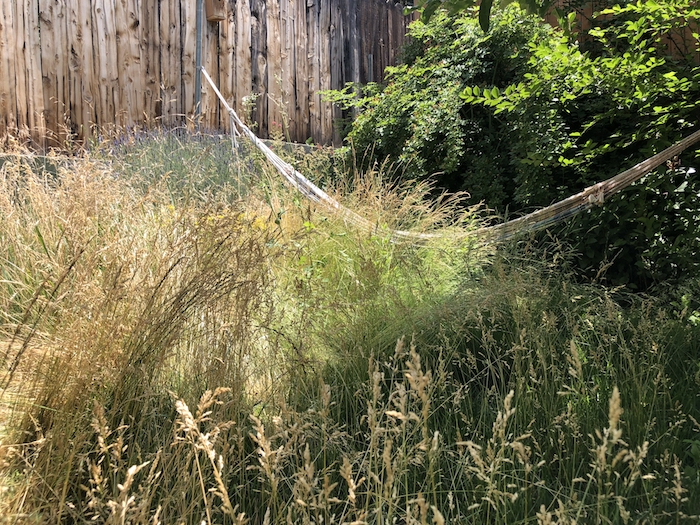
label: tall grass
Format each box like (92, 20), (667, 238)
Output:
(0, 133), (699, 524)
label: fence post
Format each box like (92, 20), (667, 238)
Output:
(195, 0), (204, 125)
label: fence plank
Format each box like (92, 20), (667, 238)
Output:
(347, 0), (359, 86)
(318, 0), (331, 142)
(329, 1), (342, 144)
(250, 0), (267, 135)
(67, 0), (83, 139)
(55, 0), (69, 145)
(0, 0), (12, 137)
(161, 0), (181, 125)
(307, 0), (320, 142)
(39, 0), (58, 144)
(293, 0), (308, 141)
(93, 0), (119, 131)
(218, 0), (234, 132)
(68, 0), (94, 140)
(234, 0), (252, 121)
(114, 0), (139, 128)
(140, 0), (159, 127)
(79, 0), (98, 138)
(26, 0), (44, 144)
(266, 0), (283, 137)
(181, 0), (196, 123)
(202, 13), (219, 126)
(281, 0), (295, 139)
(114, 0), (128, 129)
(12, 0), (27, 137)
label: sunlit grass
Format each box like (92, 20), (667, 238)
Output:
(0, 132), (698, 524)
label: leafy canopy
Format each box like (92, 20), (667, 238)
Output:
(409, 0), (555, 31)
(331, 1), (700, 288)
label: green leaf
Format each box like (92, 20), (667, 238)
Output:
(35, 225), (50, 259)
(663, 71), (678, 81)
(421, 0), (442, 23)
(479, 0), (494, 32)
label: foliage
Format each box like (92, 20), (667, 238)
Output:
(338, 7), (554, 209)
(410, 0), (555, 31)
(463, 0), (700, 287)
(334, 2), (700, 288)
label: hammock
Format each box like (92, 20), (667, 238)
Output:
(202, 67), (700, 243)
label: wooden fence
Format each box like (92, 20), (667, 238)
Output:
(3, 1), (696, 149)
(0, 0), (414, 148)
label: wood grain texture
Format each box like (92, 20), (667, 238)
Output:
(78, 0), (97, 138)
(11, 0), (28, 138)
(54, 0), (69, 145)
(218, 0), (235, 132)
(161, 0), (181, 125)
(293, 0), (308, 140)
(306, 0), (320, 142)
(250, 0), (267, 135)
(234, 0), (252, 120)
(234, 0), (254, 118)
(0, 0), (12, 137)
(329, 0), (342, 144)
(281, 0), (294, 139)
(202, 8), (219, 126)
(3, 0), (413, 146)
(23, 0), (46, 143)
(266, 0), (282, 136)
(181, 0), (197, 124)
(318, 0), (331, 142)
(139, 0), (159, 126)
(115, 0), (143, 128)
(15, 0), (28, 137)
(93, 0), (119, 131)
(67, 0), (84, 138)
(39, 0), (57, 144)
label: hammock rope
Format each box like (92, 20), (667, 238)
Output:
(201, 67), (700, 243)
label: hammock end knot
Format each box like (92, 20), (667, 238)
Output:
(587, 185), (605, 206)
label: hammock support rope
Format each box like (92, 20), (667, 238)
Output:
(202, 67), (700, 243)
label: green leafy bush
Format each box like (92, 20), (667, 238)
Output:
(339, 7), (554, 209)
(484, 0), (700, 287)
(336, 2), (700, 288)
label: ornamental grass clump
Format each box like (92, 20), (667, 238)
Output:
(0, 147), (276, 522)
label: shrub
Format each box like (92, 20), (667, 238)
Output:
(333, 2), (700, 288)
(332, 7), (554, 208)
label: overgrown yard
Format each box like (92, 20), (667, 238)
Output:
(1, 131), (699, 524)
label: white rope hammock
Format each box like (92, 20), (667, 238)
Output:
(202, 68), (436, 241)
(201, 67), (700, 243)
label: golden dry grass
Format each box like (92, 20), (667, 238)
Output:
(0, 137), (698, 523)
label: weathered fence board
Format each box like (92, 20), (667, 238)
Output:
(0, 0), (413, 147)
(0, 1), (12, 138)
(294, 0), (308, 140)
